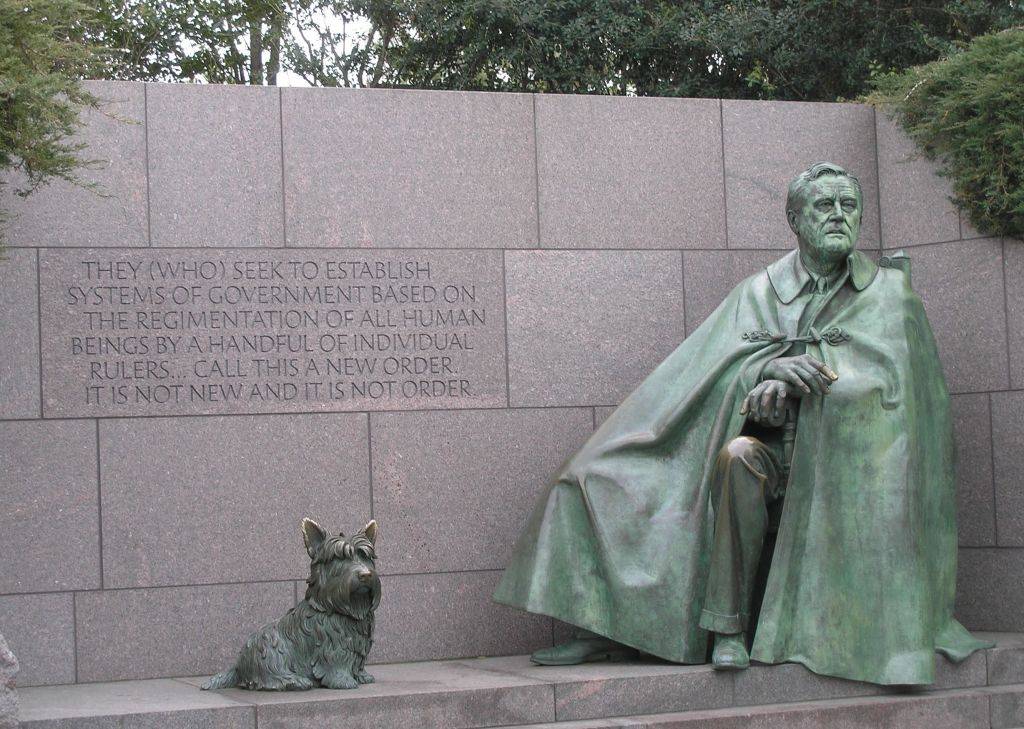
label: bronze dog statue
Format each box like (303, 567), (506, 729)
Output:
(203, 519), (380, 691)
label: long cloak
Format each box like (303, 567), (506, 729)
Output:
(493, 249), (990, 685)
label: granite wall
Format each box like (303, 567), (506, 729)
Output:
(0, 81), (1019, 686)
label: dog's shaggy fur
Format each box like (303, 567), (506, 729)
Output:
(202, 519), (381, 691)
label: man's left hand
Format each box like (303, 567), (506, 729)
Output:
(740, 379), (792, 427)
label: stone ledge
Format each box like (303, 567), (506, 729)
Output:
(16, 678), (254, 729)
(17, 633), (1023, 729)
(512, 688), (1007, 728)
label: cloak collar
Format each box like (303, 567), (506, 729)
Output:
(766, 249), (879, 304)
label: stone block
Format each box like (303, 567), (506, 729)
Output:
(733, 662), (880, 706)
(38, 248), (507, 417)
(282, 87), (536, 248)
(956, 547), (1024, 632)
(0, 421), (99, 593)
(931, 649), (989, 690)
(951, 394), (996, 547)
(990, 685), (1024, 729)
(0, 594), (74, 687)
(99, 413), (369, 588)
(993, 392), (1024, 546)
(370, 571), (551, 664)
(732, 653), (982, 707)
(0, 249), (39, 418)
(875, 112), (959, 248)
(682, 249), (780, 334)
(1006, 241), (1024, 390)
(2, 81), (147, 248)
(124, 710), (253, 729)
(722, 100), (879, 250)
(506, 250), (685, 406)
(18, 678), (253, 729)
(554, 667), (728, 720)
(148, 84), (283, 248)
(622, 692), (990, 728)
(208, 660), (554, 729)
(535, 94), (725, 249)
(370, 408), (593, 574)
(989, 639), (1024, 686)
(21, 716), (120, 729)
(473, 655), (732, 721)
(75, 582), (294, 682)
(254, 687), (553, 729)
(893, 238), (1009, 393)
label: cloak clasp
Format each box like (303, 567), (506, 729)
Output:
(742, 326), (851, 345)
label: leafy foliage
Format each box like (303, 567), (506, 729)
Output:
(0, 0), (108, 244)
(303, 0), (1023, 100)
(866, 28), (1024, 240)
(88, 1), (1024, 101)
(671, 0), (1023, 101)
(92, 0), (288, 83)
(90, 0), (380, 87)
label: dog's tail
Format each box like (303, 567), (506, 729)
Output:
(201, 667), (238, 690)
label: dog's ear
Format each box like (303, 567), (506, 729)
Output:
(360, 519), (378, 545)
(301, 518), (327, 557)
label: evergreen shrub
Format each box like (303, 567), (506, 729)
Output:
(0, 0), (104, 245)
(866, 28), (1024, 240)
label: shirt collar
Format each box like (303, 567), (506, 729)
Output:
(766, 249), (878, 304)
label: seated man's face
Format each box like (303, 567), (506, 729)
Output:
(790, 176), (862, 266)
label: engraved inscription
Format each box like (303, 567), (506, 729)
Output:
(41, 250), (506, 416)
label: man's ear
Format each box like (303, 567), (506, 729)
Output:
(302, 518), (327, 557)
(787, 209), (799, 235)
(360, 519), (378, 545)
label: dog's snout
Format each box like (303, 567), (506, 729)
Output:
(357, 570), (374, 583)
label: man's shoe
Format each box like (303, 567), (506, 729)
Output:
(530, 636), (637, 666)
(711, 632), (750, 671)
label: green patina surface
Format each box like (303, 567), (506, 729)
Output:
(494, 162), (991, 686)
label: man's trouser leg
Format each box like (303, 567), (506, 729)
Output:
(699, 435), (783, 635)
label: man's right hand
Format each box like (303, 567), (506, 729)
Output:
(740, 355), (838, 425)
(761, 354), (837, 395)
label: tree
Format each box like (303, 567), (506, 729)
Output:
(285, 1), (396, 87)
(0, 0), (106, 243)
(92, 1), (281, 84)
(335, 0), (1023, 100)
(87, 1), (1023, 102)
(92, 0), (346, 85)
(672, 0), (1024, 101)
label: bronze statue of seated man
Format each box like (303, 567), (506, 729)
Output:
(495, 162), (991, 685)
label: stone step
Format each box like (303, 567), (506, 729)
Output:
(16, 632), (1024, 729)
(509, 685), (1024, 728)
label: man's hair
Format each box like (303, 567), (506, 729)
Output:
(785, 162), (862, 216)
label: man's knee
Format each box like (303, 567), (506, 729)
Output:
(718, 436), (764, 465)
(713, 436), (782, 497)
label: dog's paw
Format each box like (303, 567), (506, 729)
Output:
(321, 672), (360, 690)
(255, 673), (315, 691)
(356, 669), (375, 684)
(284, 675), (316, 691)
